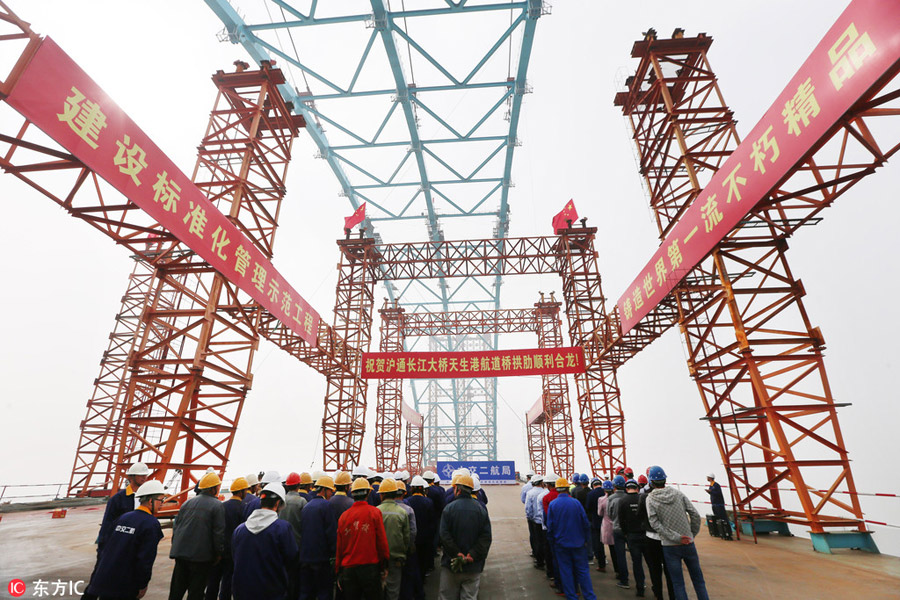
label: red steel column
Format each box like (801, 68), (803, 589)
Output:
(534, 298), (575, 476)
(376, 301), (404, 471)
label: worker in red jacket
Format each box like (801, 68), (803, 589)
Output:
(336, 478), (390, 600)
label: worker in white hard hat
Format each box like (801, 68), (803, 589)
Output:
(705, 472), (731, 540)
(168, 472), (226, 600)
(521, 469), (536, 504)
(83, 480), (166, 600)
(82, 462), (153, 600)
(407, 476), (436, 599)
(421, 469), (445, 574)
(232, 482), (299, 600)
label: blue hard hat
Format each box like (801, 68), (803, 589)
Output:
(581, 474), (590, 484)
(625, 478), (639, 489)
(591, 477), (602, 486)
(613, 475), (626, 488)
(601, 480), (614, 491)
(648, 465), (667, 482)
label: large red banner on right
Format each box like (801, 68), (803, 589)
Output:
(617, 0), (900, 334)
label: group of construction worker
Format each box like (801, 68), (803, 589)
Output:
(81, 463), (492, 600)
(521, 466), (710, 600)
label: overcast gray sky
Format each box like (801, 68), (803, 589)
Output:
(1, 0), (898, 555)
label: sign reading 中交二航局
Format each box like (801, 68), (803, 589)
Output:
(437, 461), (516, 485)
(360, 347), (585, 379)
(617, 0), (900, 335)
(5, 37), (321, 347)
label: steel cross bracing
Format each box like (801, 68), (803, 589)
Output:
(378, 299), (575, 474)
(205, 0), (547, 461)
(609, 31), (900, 541)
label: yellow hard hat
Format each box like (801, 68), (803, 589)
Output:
(451, 473), (461, 485)
(555, 477), (570, 489)
(335, 471), (352, 486)
(299, 472), (313, 485)
(315, 475), (336, 491)
(351, 478), (372, 492)
(199, 472), (222, 490)
(456, 475), (475, 490)
(230, 477), (250, 492)
(396, 480), (407, 491)
(379, 478), (399, 494)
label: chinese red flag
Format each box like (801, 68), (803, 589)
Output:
(344, 203), (366, 230)
(551, 199), (578, 233)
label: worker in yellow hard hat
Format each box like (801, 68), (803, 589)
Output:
(377, 479), (410, 600)
(336, 478), (390, 597)
(298, 471), (314, 500)
(297, 475), (338, 598)
(438, 473), (492, 597)
(207, 477), (251, 600)
(168, 472), (226, 599)
(330, 471), (354, 520)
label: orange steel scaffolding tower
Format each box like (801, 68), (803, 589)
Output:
(612, 29), (899, 547)
(526, 415), (548, 475)
(376, 301), (405, 471)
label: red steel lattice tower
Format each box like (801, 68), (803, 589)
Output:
(613, 30), (891, 534)
(376, 301), (405, 471)
(526, 417), (548, 475)
(534, 298), (575, 477)
(405, 420), (423, 474)
(322, 236), (377, 469)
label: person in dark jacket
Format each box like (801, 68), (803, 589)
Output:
(607, 474), (630, 589)
(423, 471), (444, 573)
(546, 478), (597, 600)
(572, 474), (590, 511)
(438, 475), (491, 599)
(299, 475), (338, 600)
(406, 477), (435, 600)
(336, 479), (390, 600)
(585, 478), (607, 572)
(240, 473), (261, 520)
(541, 478), (561, 593)
(618, 479), (651, 597)
(84, 479), (165, 600)
(82, 462), (152, 600)
(366, 472), (383, 507)
(330, 471), (355, 522)
(231, 483), (299, 600)
(705, 473), (731, 539)
(169, 473), (226, 600)
(205, 477), (251, 600)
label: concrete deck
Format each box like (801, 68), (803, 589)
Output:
(0, 485), (897, 599)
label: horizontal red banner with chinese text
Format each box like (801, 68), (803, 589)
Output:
(617, 0), (900, 334)
(5, 37), (320, 346)
(361, 348), (586, 379)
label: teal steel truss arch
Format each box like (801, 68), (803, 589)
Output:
(205, 0), (548, 463)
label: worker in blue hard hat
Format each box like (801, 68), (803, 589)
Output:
(607, 474), (630, 589)
(585, 477), (607, 572)
(596, 480), (620, 580)
(645, 466), (709, 600)
(617, 479), (651, 597)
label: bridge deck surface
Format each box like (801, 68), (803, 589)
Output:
(1, 484), (897, 599)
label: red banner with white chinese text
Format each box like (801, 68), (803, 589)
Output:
(361, 347), (586, 379)
(5, 37), (320, 346)
(617, 0), (900, 334)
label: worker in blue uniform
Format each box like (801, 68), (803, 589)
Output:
(82, 461), (151, 600)
(422, 470), (444, 574)
(83, 479), (165, 600)
(546, 477), (597, 600)
(299, 475), (338, 600)
(231, 482), (299, 600)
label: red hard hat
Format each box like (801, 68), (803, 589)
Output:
(285, 472), (301, 486)
(638, 474), (648, 485)
(624, 467), (634, 477)
(615, 466), (625, 475)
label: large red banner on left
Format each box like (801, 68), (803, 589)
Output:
(361, 347), (586, 379)
(6, 38), (320, 347)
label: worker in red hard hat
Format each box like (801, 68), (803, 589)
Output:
(169, 472), (226, 600)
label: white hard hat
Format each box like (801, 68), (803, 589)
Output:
(422, 470), (436, 481)
(245, 473), (260, 486)
(261, 470), (283, 484)
(126, 462), (151, 476)
(261, 482), (286, 502)
(525, 469), (535, 477)
(544, 473), (557, 482)
(707, 472), (716, 480)
(352, 466), (369, 478)
(400, 470), (410, 480)
(459, 468), (471, 476)
(380, 472), (391, 480)
(205, 467), (215, 474)
(411, 475), (428, 488)
(532, 474), (544, 484)
(312, 470), (325, 481)
(134, 479), (165, 498)
(472, 474), (481, 492)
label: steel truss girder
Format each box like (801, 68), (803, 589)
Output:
(526, 420), (547, 475)
(611, 33), (900, 532)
